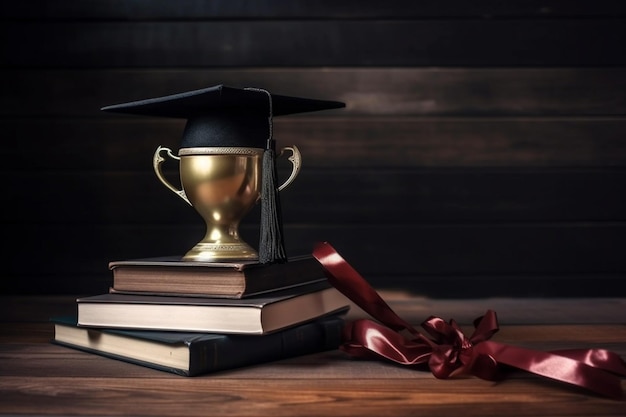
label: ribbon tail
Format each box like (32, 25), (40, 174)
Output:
(549, 349), (626, 377)
(477, 341), (625, 400)
(313, 241), (419, 335)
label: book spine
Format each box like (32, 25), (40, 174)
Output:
(187, 315), (344, 376)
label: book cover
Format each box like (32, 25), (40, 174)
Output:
(77, 281), (351, 334)
(53, 313), (346, 376)
(108, 254), (327, 298)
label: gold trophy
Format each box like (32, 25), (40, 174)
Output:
(101, 84), (344, 264)
(153, 145), (301, 262)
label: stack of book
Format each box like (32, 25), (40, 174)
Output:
(53, 255), (351, 376)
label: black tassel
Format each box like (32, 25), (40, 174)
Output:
(259, 140), (287, 264)
(244, 87), (287, 264)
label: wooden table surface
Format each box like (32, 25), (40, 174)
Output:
(1, 294), (625, 417)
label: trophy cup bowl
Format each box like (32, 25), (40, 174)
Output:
(153, 145), (301, 263)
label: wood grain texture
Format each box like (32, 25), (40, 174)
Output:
(4, 0), (626, 19)
(4, 118), (626, 169)
(1, 296), (625, 417)
(3, 20), (626, 67)
(6, 223), (626, 270)
(1, 375), (625, 417)
(3, 68), (626, 116)
(6, 169), (626, 222)
(5, 229), (626, 295)
(1, 4), (625, 296)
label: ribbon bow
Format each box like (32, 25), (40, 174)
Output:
(313, 241), (626, 400)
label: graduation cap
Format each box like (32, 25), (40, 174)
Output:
(101, 84), (345, 263)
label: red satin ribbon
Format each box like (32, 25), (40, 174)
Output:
(312, 241), (626, 400)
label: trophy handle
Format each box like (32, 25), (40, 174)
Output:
(153, 146), (192, 206)
(277, 145), (302, 192)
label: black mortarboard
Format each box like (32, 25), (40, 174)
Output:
(101, 84), (345, 263)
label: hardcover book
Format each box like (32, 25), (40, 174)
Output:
(108, 254), (327, 299)
(77, 281), (351, 334)
(53, 313), (346, 376)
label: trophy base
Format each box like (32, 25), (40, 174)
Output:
(182, 242), (259, 263)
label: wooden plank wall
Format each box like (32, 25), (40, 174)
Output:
(2, 1), (625, 297)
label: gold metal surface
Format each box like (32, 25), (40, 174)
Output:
(153, 145), (301, 262)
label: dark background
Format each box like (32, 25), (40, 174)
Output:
(2, 1), (625, 297)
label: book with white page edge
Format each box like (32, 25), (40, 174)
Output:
(77, 281), (351, 335)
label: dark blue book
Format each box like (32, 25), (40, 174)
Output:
(52, 312), (346, 376)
